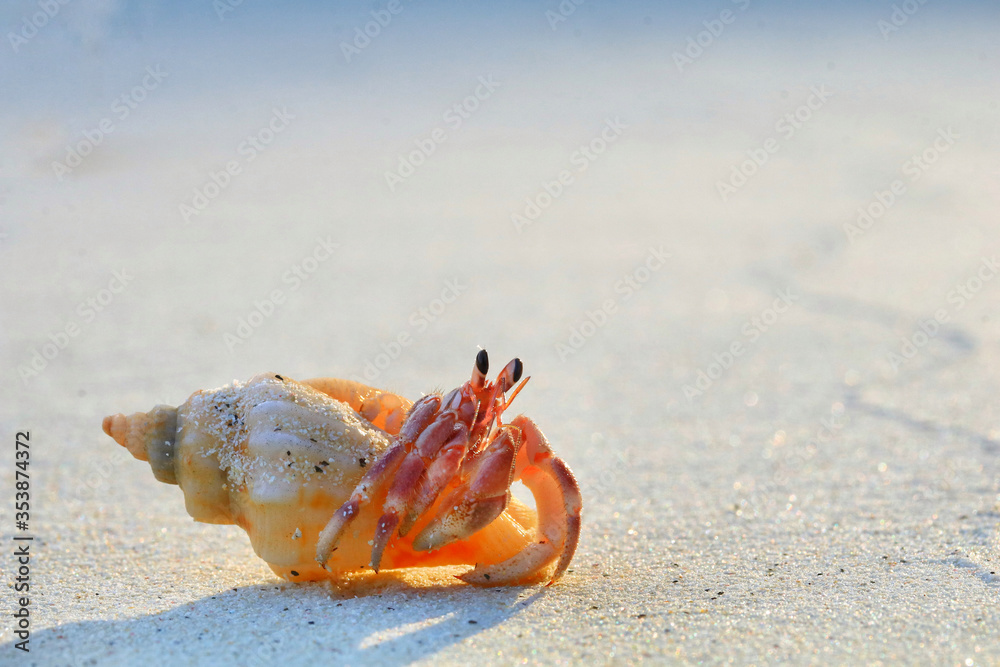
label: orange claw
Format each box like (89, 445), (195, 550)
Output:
(412, 428), (517, 551)
(457, 415), (583, 586)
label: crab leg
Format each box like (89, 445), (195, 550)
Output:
(314, 441), (407, 567)
(459, 415), (582, 586)
(368, 450), (426, 571)
(301, 377), (411, 434)
(315, 394), (441, 567)
(411, 427), (517, 551)
(368, 394), (473, 570)
(397, 428), (468, 536)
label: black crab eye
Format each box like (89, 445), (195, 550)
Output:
(476, 349), (489, 375)
(512, 358), (523, 384)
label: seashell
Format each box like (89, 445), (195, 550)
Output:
(104, 355), (582, 585)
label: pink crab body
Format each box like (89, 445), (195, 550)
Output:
(315, 351), (583, 585)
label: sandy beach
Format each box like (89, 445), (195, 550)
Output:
(2, 1), (999, 664)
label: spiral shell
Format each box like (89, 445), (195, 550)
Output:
(103, 373), (394, 580)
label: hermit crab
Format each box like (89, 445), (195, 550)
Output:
(102, 351), (582, 586)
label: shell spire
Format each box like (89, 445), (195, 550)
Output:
(102, 406), (179, 484)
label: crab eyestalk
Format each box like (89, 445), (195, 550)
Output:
(468, 357), (527, 451)
(471, 348), (489, 390)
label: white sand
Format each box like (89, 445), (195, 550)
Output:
(2, 3), (999, 664)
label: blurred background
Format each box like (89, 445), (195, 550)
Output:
(1, 0), (999, 663)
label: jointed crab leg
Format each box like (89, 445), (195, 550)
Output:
(397, 427), (468, 536)
(368, 398), (477, 570)
(368, 448), (427, 570)
(314, 441), (406, 566)
(315, 394), (441, 566)
(317, 382), (478, 571)
(458, 415), (582, 586)
(411, 427), (518, 551)
(301, 377), (411, 434)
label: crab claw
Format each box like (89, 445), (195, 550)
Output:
(459, 415), (582, 586)
(316, 394), (442, 568)
(397, 429), (467, 536)
(315, 442), (408, 567)
(368, 449), (426, 571)
(411, 428), (517, 551)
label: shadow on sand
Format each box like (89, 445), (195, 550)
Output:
(12, 567), (544, 665)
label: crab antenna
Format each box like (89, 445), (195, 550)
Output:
(502, 375), (531, 412)
(487, 359), (528, 426)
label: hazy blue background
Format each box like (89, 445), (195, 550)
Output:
(2, 0), (997, 399)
